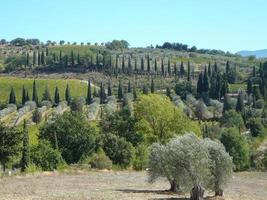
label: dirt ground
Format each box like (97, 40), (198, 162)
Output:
(0, 171), (266, 200)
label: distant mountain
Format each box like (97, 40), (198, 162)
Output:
(237, 49), (267, 58)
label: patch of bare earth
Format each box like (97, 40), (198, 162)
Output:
(0, 171), (266, 200)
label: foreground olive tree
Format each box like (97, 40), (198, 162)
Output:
(148, 133), (233, 200)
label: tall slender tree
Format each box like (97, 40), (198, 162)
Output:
(151, 79), (155, 93)
(127, 80), (132, 93)
(43, 85), (51, 101)
(22, 85), (27, 105)
(32, 80), (38, 105)
(108, 81), (112, 96)
(54, 86), (60, 105)
(147, 55), (150, 73)
(9, 87), (16, 104)
(65, 83), (71, 104)
(86, 79), (92, 104)
(236, 93), (245, 113)
(187, 61), (191, 82)
(21, 120), (29, 172)
(154, 58), (157, 72)
(118, 81), (123, 100)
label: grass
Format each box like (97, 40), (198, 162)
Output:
(229, 83), (246, 93)
(0, 76), (89, 105)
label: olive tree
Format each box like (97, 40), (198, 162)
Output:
(202, 139), (233, 196)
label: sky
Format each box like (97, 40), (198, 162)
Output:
(0, 0), (266, 53)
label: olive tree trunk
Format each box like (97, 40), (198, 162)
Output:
(169, 180), (180, 193)
(215, 181), (224, 196)
(190, 185), (205, 200)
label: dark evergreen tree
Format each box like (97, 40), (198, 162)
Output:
(167, 59), (171, 75)
(37, 51), (40, 66)
(147, 55), (150, 73)
(32, 80), (38, 105)
(118, 81), (123, 100)
(54, 86), (60, 105)
(208, 62), (211, 77)
(154, 58), (157, 72)
(161, 58), (164, 75)
(173, 62), (177, 76)
(65, 84), (71, 105)
(21, 120), (29, 172)
(77, 52), (80, 65)
(108, 81), (112, 96)
(42, 85), (51, 101)
(9, 87), (16, 104)
(247, 79), (253, 95)
(166, 87), (171, 100)
(187, 61), (191, 82)
(33, 51), (36, 66)
(122, 55), (125, 73)
(253, 85), (262, 100)
(197, 73), (203, 96)
(223, 94), (232, 112)
(41, 51), (45, 65)
(134, 57), (137, 72)
(151, 79), (155, 93)
(26, 52), (29, 67)
(142, 85), (148, 95)
(86, 79), (92, 104)
(128, 57), (132, 74)
(100, 82), (106, 104)
(236, 93), (245, 113)
(203, 67), (209, 93)
(226, 61), (230, 75)
(22, 85), (27, 105)
(253, 66), (256, 77)
(214, 62), (218, 73)
(127, 80), (132, 93)
(59, 50), (62, 64)
(180, 61), (185, 76)
(115, 55), (119, 71)
(133, 86), (137, 100)
(46, 47), (49, 56)
(71, 50), (74, 66)
(141, 57), (144, 72)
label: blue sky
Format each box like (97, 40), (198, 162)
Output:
(0, 0), (266, 52)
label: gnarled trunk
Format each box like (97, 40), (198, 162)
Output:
(215, 181), (224, 196)
(190, 185), (205, 200)
(169, 180), (180, 193)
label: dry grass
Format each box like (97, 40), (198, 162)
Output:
(0, 171), (266, 200)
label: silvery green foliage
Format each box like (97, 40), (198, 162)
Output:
(105, 96), (117, 115)
(209, 100), (223, 118)
(148, 133), (211, 192)
(166, 133), (211, 191)
(53, 101), (68, 115)
(194, 99), (213, 120)
(123, 93), (134, 114)
(87, 98), (100, 120)
(172, 95), (186, 110)
(201, 138), (233, 192)
(0, 104), (17, 119)
(17, 101), (37, 117)
(186, 94), (196, 106)
(41, 100), (52, 109)
(147, 143), (174, 184)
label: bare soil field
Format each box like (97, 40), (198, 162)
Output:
(0, 170), (266, 200)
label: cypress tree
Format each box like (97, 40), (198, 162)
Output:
(197, 73), (203, 95)
(247, 79), (253, 95)
(86, 79), (92, 104)
(115, 55), (118, 70)
(208, 62), (211, 77)
(127, 80), (132, 93)
(151, 79), (155, 93)
(214, 62), (218, 73)
(133, 86), (137, 100)
(154, 58), (157, 72)
(167, 59), (171, 75)
(9, 87), (16, 104)
(253, 85), (262, 100)
(96, 53), (100, 69)
(22, 86), (27, 105)
(166, 87), (171, 100)
(174, 62), (177, 76)
(43, 85), (51, 101)
(223, 94), (232, 112)
(32, 80), (38, 105)
(33, 51), (36, 66)
(236, 93), (245, 113)
(46, 47), (49, 56)
(187, 61), (191, 82)
(122, 55), (125, 73)
(71, 50), (75, 66)
(59, 50), (62, 64)
(37, 51), (40, 66)
(253, 66), (256, 77)
(65, 84), (71, 104)
(64, 55), (68, 68)
(161, 58), (164, 75)
(108, 81), (112, 96)
(77, 52), (80, 65)
(54, 86), (60, 105)
(134, 57), (137, 72)
(41, 51), (45, 65)
(26, 52), (29, 67)
(142, 85), (148, 95)
(100, 82), (106, 104)
(21, 120), (29, 172)
(128, 57), (132, 74)
(180, 61), (185, 76)
(118, 81), (123, 100)
(147, 55), (150, 73)
(141, 57), (144, 72)
(203, 67), (209, 93)
(226, 61), (230, 75)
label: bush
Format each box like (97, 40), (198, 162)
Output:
(25, 163), (42, 173)
(247, 118), (265, 137)
(30, 140), (65, 171)
(89, 149), (112, 170)
(102, 133), (134, 168)
(220, 128), (249, 171)
(220, 110), (244, 129)
(32, 109), (42, 123)
(70, 97), (85, 112)
(255, 99), (265, 109)
(132, 145), (148, 171)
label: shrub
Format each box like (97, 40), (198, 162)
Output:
(255, 99), (265, 109)
(25, 163), (42, 173)
(220, 110), (244, 129)
(32, 109), (42, 123)
(30, 140), (65, 171)
(89, 149), (112, 170)
(132, 145), (148, 171)
(102, 133), (134, 168)
(247, 118), (265, 137)
(70, 97), (85, 112)
(220, 128), (249, 171)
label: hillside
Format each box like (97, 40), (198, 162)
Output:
(237, 49), (267, 58)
